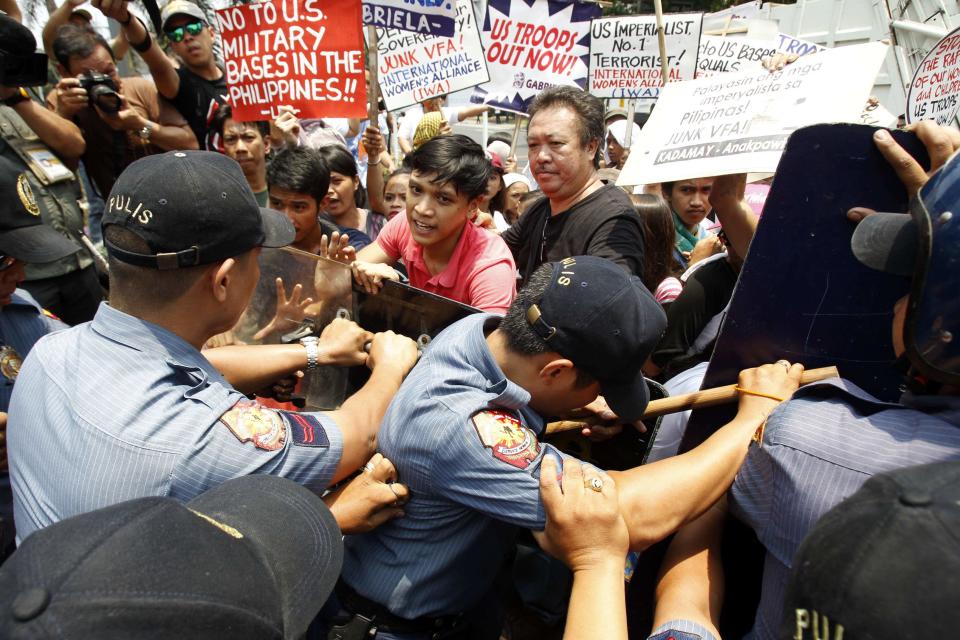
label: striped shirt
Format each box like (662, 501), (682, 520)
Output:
(8, 302), (343, 543)
(342, 313), (567, 619)
(0, 290), (66, 412)
(729, 379), (960, 640)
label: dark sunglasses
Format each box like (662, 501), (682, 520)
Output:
(0, 256), (18, 271)
(165, 20), (204, 43)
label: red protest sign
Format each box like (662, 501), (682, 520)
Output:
(217, 0), (366, 120)
(907, 25), (960, 126)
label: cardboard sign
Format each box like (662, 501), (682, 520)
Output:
(361, 0), (457, 37)
(906, 25), (960, 126)
(588, 13), (702, 99)
(696, 35), (778, 78)
(775, 32), (827, 57)
(369, 0), (488, 111)
(469, 0), (599, 115)
(217, 0), (366, 120)
(680, 124), (928, 452)
(617, 42), (888, 185)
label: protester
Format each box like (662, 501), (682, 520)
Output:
(381, 167), (411, 221)
(499, 173), (531, 229)
(397, 95), (488, 155)
(477, 153), (507, 223)
(7, 151), (420, 542)
(48, 24), (198, 196)
(330, 255), (803, 637)
(1, 14), (101, 326)
(0, 154), (82, 558)
(42, 0), (128, 61)
(662, 178), (716, 270)
(605, 119), (641, 170)
(503, 86), (646, 285)
(631, 194), (682, 305)
(333, 134), (518, 314)
(0, 475), (344, 639)
(210, 104), (270, 206)
(317, 143), (387, 241)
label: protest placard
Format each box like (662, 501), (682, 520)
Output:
(369, 0), (487, 111)
(217, 0), (366, 120)
(775, 32), (826, 57)
(696, 35), (778, 78)
(361, 0), (457, 37)
(469, 0), (599, 115)
(617, 42), (888, 185)
(906, 25), (960, 126)
(588, 13), (702, 99)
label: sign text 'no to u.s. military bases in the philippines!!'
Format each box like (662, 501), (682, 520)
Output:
(470, 0), (599, 114)
(617, 42), (890, 186)
(217, 0), (366, 121)
(907, 25), (960, 126)
(368, 0), (488, 111)
(588, 13), (703, 99)
(362, 0), (458, 37)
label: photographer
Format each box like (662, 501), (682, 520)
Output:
(48, 24), (197, 197)
(1, 14), (102, 325)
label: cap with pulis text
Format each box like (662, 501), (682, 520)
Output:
(103, 151), (294, 269)
(525, 256), (666, 421)
(781, 460), (960, 640)
(0, 474), (343, 640)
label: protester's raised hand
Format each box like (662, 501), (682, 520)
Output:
(504, 155), (518, 173)
(362, 125), (385, 160)
(709, 173), (747, 209)
(325, 453), (409, 534)
(688, 235), (725, 265)
(270, 106), (301, 147)
(472, 210), (497, 231)
(352, 261), (400, 295)
(92, 0), (131, 23)
(252, 278), (314, 341)
(319, 232), (355, 264)
(317, 317), (373, 367)
(735, 360), (804, 423)
(54, 77), (87, 119)
(534, 456), (628, 571)
(366, 330), (419, 376)
(761, 52), (800, 72)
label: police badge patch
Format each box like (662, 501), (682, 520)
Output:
(0, 346), (22, 382)
(220, 399), (286, 451)
(16, 173), (40, 216)
(472, 409), (540, 470)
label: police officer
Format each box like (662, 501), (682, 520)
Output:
(8, 151), (419, 542)
(0, 14), (102, 325)
(331, 255), (803, 639)
(0, 154), (82, 557)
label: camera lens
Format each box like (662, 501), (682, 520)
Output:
(91, 86), (121, 114)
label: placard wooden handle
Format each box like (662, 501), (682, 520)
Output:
(544, 366), (839, 435)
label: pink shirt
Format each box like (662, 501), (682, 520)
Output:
(377, 215), (517, 314)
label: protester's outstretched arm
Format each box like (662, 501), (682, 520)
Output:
(364, 126), (387, 216)
(42, 0), (81, 56)
(652, 499), (726, 640)
(709, 172), (758, 261)
(93, 0), (181, 99)
(610, 361), (803, 550)
(327, 331), (418, 483)
(456, 104), (490, 121)
(2, 89), (85, 165)
(534, 457), (628, 640)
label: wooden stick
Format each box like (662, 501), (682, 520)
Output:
(624, 98), (636, 148)
(545, 366), (839, 435)
(653, 0), (670, 85)
(508, 117), (523, 157)
(366, 25), (380, 126)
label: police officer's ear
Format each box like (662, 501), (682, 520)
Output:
(538, 358), (576, 384)
(210, 258), (240, 302)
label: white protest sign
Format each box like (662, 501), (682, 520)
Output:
(696, 36), (778, 78)
(369, 0), (487, 111)
(588, 13), (702, 99)
(702, 0), (763, 33)
(470, 0), (599, 115)
(906, 25), (960, 125)
(618, 42), (889, 185)
(362, 0), (457, 37)
(775, 32), (827, 57)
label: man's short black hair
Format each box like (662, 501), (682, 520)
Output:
(499, 263), (596, 388)
(266, 146), (330, 205)
(52, 23), (114, 69)
(528, 86), (605, 169)
(211, 103), (269, 141)
(407, 134), (490, 201)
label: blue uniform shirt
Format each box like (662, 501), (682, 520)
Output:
(9, 302), (343, 542)
(730, 379), (960, 640)
(0, 289), (66, 412)
(343, 313), (568, 619)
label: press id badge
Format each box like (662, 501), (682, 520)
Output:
(22, 145), (74, 184)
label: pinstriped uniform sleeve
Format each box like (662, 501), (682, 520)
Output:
(729, 441), (774, 540)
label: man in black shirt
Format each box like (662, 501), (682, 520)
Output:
(503, 87), (645, 285)
(95, 0), (227, 149)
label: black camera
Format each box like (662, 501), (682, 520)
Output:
(0, 47), (48, 87)
(78, 70), (122, 114)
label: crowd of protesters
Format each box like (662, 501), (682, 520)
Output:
(0, 1), (959, 639)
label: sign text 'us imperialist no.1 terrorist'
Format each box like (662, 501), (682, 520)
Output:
(217, 0), (366, 120)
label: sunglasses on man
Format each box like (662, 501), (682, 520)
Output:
(165, 20), (204, 43)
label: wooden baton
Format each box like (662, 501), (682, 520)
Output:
(544, 366), (839, 435)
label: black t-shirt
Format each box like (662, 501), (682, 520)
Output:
(503, 184), (645, 285)
(172, 67), (227, 149)
(651, 256), (738, 379)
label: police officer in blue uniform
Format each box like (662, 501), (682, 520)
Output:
(0, 154), (81, 556)
(8, 151), (419, 542)
(329, 255), (804, 639)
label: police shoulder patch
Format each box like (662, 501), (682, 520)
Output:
(279, 411), (330, 448)
(220, 399), (286, 451)
(472, 409), (540, 470)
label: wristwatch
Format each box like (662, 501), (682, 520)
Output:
(138, 121), (154, 143)
(299, 336), (320, 371)
(3, 88), (29, 107)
